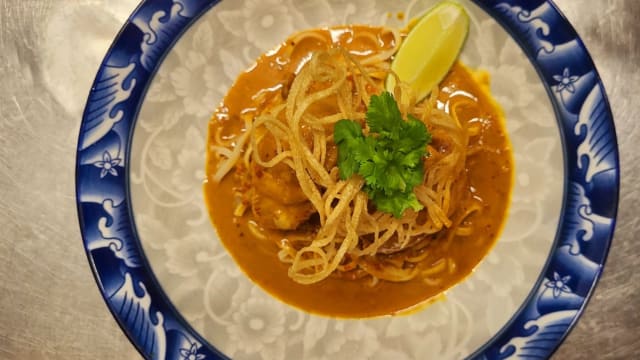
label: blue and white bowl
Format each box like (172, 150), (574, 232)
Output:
(76, 0), (619, 359)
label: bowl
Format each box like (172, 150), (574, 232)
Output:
(76, 0), (618, 359)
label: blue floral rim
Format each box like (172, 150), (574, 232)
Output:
(75, 0), (619, 359)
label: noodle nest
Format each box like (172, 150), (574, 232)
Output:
(212, 31), (482, 285)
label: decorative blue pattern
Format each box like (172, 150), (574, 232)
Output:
(80, 63), (136, 151)
(77, 1), (226, 359)
(110, 273), (167, 358)
(132, 1), (193, 71)
(467, 1), (618, 359)
(575, 86), (617, 184)
(498, 310), (577, 359)
(75, 0), (618, 359)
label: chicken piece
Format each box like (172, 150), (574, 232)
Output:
(247, 125), (318, 230)
(251, 162), (308, 204)
(251, 192), (316, 230)
(250, 162), (316, 230)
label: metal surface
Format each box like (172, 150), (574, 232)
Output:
(0, 0), (637, 359)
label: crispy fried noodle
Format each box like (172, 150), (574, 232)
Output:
(210, 29), (483, 285)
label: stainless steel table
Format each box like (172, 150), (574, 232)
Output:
(1, 1), (638, 359)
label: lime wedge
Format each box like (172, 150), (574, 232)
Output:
(386, 1), (470, 102)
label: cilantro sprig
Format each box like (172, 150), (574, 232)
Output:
(334, 91), (431, 218)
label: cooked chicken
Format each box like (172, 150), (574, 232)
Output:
(246, 126), (317, 230)
(251, 191), (315, 230)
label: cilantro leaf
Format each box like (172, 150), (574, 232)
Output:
(334, 119), (365, 179)
(397, 115), (431, 153)
(366, 91), (403, 136)
(365, 188), (424, 218)
(335, 91), (432, 218)
(334, 119), (363, 143)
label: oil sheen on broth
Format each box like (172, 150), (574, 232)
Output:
(205, 25), (513, 318)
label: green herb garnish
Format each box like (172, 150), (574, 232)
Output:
(334, 91), (432, 218)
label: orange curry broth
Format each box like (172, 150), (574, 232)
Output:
(204, 25), (513, 318)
